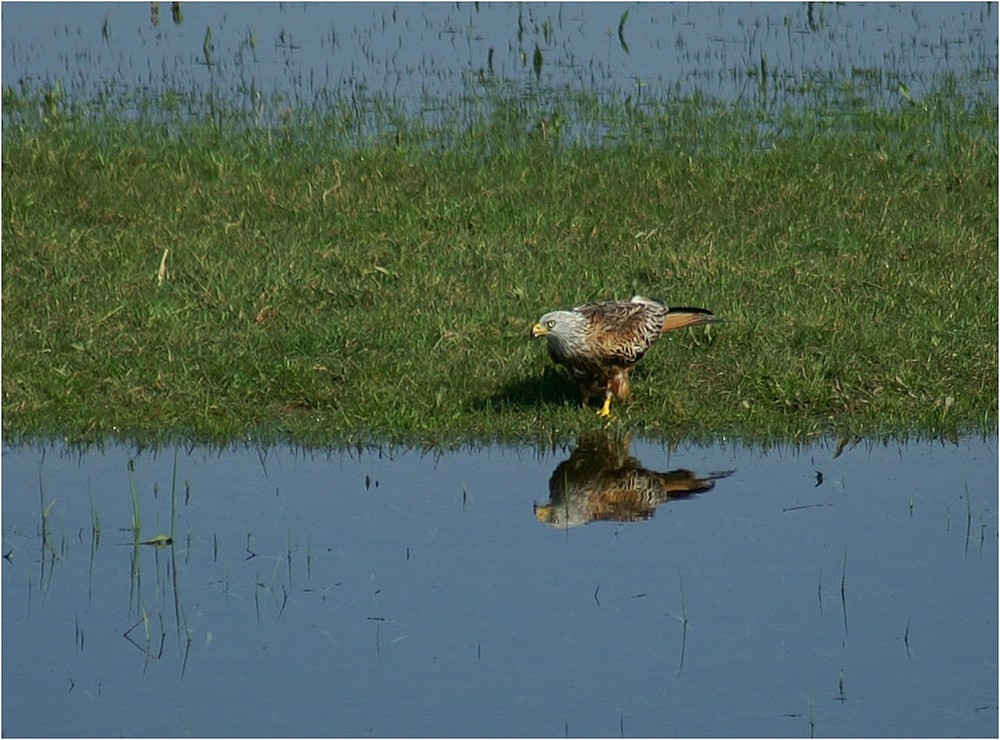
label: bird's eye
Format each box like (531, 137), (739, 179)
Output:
(546, 320), (556, 329)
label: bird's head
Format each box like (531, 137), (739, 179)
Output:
(533, 502), (566, 527)
(530, 310), (580, 339)
(533, 502), (556, 522)
(533, 501), (585, 528)
(529, 321), (550, 338)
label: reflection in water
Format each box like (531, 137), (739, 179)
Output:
(535, 434), (733, 528)
(2, 441), (995, 737)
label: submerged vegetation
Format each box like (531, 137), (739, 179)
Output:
(2, 80), (997, 447)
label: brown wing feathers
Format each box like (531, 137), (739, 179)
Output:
(584, 302), (660, 362)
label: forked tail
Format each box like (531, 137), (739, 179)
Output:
(660, 307), (719, 333)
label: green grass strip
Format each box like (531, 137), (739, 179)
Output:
(2, 86), (996, 447)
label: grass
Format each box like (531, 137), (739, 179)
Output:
(2, 83), (997, 447)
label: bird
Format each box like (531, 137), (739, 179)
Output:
(530, 295), (719, 417)
(534, 433), (732, 528)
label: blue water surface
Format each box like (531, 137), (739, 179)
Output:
(2, 436), (996, 737)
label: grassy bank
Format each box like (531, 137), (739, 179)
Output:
(3, 87), (997, 447)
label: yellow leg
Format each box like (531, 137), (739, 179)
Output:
(597, 394), (613, 418)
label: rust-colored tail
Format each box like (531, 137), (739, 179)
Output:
(660, 307), (719, 333)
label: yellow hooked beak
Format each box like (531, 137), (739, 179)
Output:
(530, 322), (548, 338)
(533, 503), (556, 523)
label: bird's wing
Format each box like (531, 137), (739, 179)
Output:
(577, 301), (660, 362)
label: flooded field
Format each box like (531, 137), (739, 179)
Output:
(2, 4), (997, 737)
(3, 3), (996, 124)
(2, 436), (997, 737)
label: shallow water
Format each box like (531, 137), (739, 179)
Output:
(3, 436), (996, 737)
(3, 3), (996, 118)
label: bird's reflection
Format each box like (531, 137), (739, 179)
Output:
(535, 433), (733, 528)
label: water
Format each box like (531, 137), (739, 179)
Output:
(3, 3), (996, 125)
(3, 436), (996, 737)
